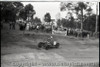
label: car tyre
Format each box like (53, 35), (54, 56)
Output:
(45, 45), (50, 50)
(55, 43), (60, 48)
(38, 42), (43, 48)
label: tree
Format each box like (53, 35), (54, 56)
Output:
(59, 12), (75, 28)
(13, 2), (24, 16)
(0, 2), (24, 22)
(74, 2), (88, 31)
(1, 2), (14, 22)
(18, 4), (36, 21)
(19, 8), (27, 20)
(86, 7), (92, 16)
(60, 2), (91, 31)
(13, 2), (23, 8)
(34, 17), (41, 23)
(83, 14), (96, 32)
(57, 19), (61, 27)
(24, 4), (36, 19)
(95, 2), (99, 33)
(98, 15), (99, 32)
(60, 2), (73, 11)
(44, 13), (51, 22)
(25, 4), (33, 12)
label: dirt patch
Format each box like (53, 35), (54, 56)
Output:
(76, 39), (99, 47)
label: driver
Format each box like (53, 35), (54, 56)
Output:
(47, 36), (57, 45)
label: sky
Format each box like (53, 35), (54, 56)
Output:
(22, 2), (98, 20)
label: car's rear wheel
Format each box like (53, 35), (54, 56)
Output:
(38, 42), (43, 48)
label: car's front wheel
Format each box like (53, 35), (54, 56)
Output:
(55, 43), (60, 48)
(45, 45), (50, 50)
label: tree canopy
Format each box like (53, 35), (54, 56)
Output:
(44, 12), (51, 22)
(34, 17), (41, 23)
(60, 2), (93, 31)
(0, 2), (24, 22)
(19, 4), (36, 20)
(83, 14), (99, 32)
(0, 2), (36, 22)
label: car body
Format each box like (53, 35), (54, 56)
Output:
(38, 40), (60, 50)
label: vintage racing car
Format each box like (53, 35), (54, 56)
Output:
(38, 37), (60, 50)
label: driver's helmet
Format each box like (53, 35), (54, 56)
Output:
(47, 36), (53, 42)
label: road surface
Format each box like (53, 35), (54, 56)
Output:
(1, 23), (99, 67)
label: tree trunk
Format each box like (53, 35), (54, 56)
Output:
(95, 2), (98, 33)
(94, 2), (99, 38)
(81, 9), (83, 32)
(80, 9), (83, 38)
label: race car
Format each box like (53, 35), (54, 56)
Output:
(38, 36), (60, 50)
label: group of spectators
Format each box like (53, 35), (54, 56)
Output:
(53, 26), (91, 38)
(1, 18), (91, 38)
(1, 20), (16, 30)
(17, 19), (51, 33)
(66, 28), (91, 38)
